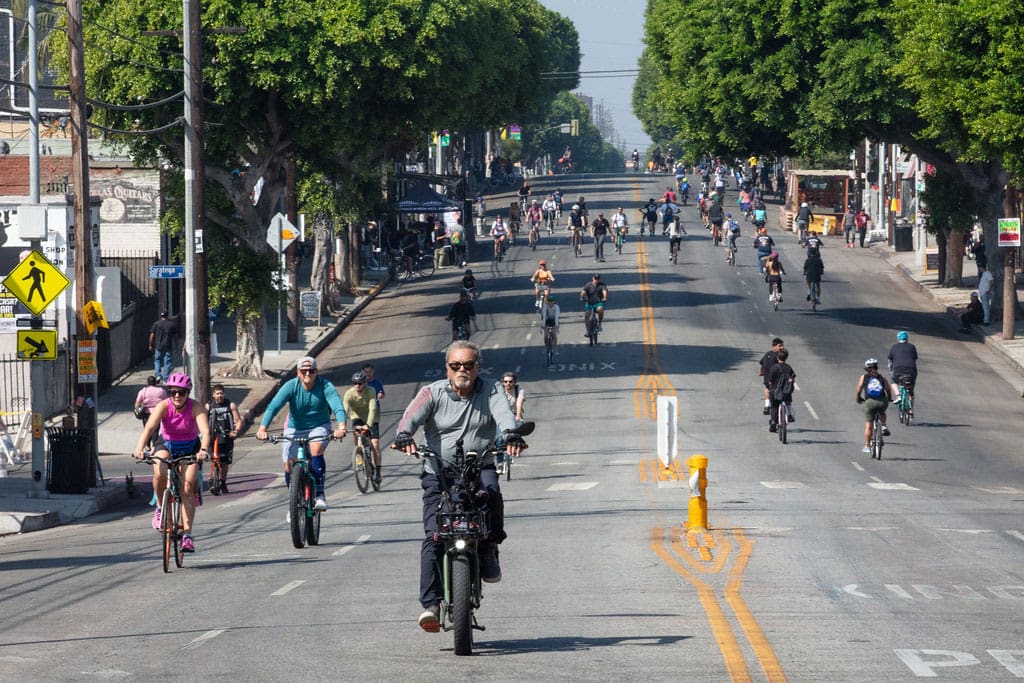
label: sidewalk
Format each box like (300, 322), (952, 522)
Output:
(0, 275), (389, 535)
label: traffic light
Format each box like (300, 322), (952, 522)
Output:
(570, 119), (579, 136)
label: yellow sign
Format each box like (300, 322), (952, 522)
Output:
(83, 300), (109, 334)
(17, 329), (57, 360)
(78, 340), (98, 383)
(1, 249), (71, 316)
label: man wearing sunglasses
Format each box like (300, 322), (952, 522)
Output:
(394, 340), (525, 633)
(257, 356), (347, 511)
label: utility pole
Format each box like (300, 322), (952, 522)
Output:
(285, 156), (298, 342)
(183, 0), (210, 402)
(1002, 184), (1017, 341)
(67, 0), (98, 476)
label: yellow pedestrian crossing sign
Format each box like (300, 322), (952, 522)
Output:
(17, 329), (58, 360)
(2, 249), (71, 316)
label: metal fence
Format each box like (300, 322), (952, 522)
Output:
(0, 349), (71, 426)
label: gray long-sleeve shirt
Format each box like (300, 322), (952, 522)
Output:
(397, 378), (517, 475)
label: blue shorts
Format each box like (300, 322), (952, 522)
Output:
(584, 302), (605, 312)
(280, 423), (332, 463)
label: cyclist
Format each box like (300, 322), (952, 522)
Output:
(795, 202), (814, 244)
(344, 370), (382, 485)
(666, 212), (685, 261)
(707, 195), (725, 243)
(591, 212), (611, 262)
(580, 272), (608, 334)
(758, 338), (784, 415)
(888, 330), (918, 401)
(206, 384), (242, 493)
(490, 215), (508, 261)
(662, 185), (677, 205)
(460, 268), (479, 301)
(516, 179), (532, 212)
(530, 260), (555, 309)
(805, 230), (823, 257)
(394, 340), (524, 631)
(856, 358), (894, 453)
(678, 174), (690, 205)
(640, 198), (659, 236)
(611, 207), (629, 251)
(631, 148), (640, 171)
(725, 213), (741, 260)
(526, 199), (543, 236)
(752, 197), (767, 230)
(753, 226), (775, 273)
(508, 201), (522, 243)
(552, 188), (564, 217)
(661, 200), (681, 236)
(576, 196), (589, 220)
(541, 195), (558, 232)
(132, 372), (211, 553)
(567, 204), (586, 252)
(764, 251), (786, 301)
(257, 356), (347, 511)
(803, 250), (824, 305)
(498, 371), (526, 425)
(540, 294), (561, 355)
(767, 348), (797, 433)
(446, 290), (476, 340)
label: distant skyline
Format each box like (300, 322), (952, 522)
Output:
(539, 0), (652, 153)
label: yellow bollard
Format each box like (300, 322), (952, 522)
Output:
(687, 454), (708, 533)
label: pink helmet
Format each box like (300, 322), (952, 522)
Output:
(165, 372), (193, 391)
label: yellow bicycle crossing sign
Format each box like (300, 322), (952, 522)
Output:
(1, 249), (71, 316)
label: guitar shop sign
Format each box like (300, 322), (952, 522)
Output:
(95, 174), (158, 224)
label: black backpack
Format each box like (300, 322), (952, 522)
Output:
(771, 369), (795, 401)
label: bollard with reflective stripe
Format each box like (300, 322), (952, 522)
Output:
(687, 454), (708, 532)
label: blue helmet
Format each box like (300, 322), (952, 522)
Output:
(897, 331), (909, 342)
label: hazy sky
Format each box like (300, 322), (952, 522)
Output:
(539, 0), (652, 153)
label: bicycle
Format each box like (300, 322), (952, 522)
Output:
(896, 378), (914, 426)
(725, 238), (737, 266)
(351, 422), (380, 494)
(138, 451), (197, 573)
(769, 280), (781, 311)
(712, 223), (722, 247)
(776, 401), (789, 445)
(528, 222), (540, 250)
(670, 237), (681, 265)
(586, 307), (600, 346)
(569, 228), (584, 257)
(269, 434), (335, 549)
(207, 434), (226, 496)
(390, 249), (435, 280)
(807, 281), (821, 312)
(869, 412), (884, 460)
(453, 320), (471, 341)
(543, 323), (557, 366)
(544, 210), (556, 235)
(614, 229), (627, 255)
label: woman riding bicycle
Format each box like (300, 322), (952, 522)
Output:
(855, 358), (894, 453)
(490, 216), (509, 261)
(530, 260), (555, 309)
(132, 372), (211, 553)
(764, 251), (786, 300)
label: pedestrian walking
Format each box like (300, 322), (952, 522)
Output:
(149, 311), (178, 383)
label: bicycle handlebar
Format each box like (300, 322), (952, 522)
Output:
(266, 434), (340, 445)
(133, 452), (198, 466)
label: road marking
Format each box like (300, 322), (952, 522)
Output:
(803, 401), (819, 421)
(842, 584), (872, 598)
(1007, 530), (1024, 544)
(973, 486), (1024, 494)
(546, 482), (598, 491)
(550, 461), (580, 466)
(847, 526), (897, 531)
(270, 580), (305, 596)
(333, 534), (372, 556)
(851, 461), (865, 472)
(868, 482), (920, 491)
(760, 481), (806, 489)
(936, 528), (995, 534)
(726, 529), (789, 682)
(181, 629), (226, 650)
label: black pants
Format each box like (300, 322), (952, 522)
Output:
(419, 468), (504, 608)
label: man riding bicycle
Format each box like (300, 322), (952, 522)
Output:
(343, 370), (382, 486)
(707, 196), (725, 243)
(856, 358), (894, 453)
(795, 202), (814, 245)
(888, 330), (918, 399)
(567, 204), (586, 251)
(257, 356), (347, 511)
(446, 291), (477, 341)
(753, 226), (775, 273)
(725, 213), (741, 260)
(580, 273), (608, 334)
(764, 251), (786, 301)
(541, 295), (561, 355)
(640, 198), (659, 236)
(526, 199), (543, 234)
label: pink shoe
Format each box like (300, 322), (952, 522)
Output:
(152, 506), (161, 530)
(181, 534), (195, 552)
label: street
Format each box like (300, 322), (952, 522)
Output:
(1, 174), (1023, 682)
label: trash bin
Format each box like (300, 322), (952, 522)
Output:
(894, 220), (913, 252)
(46, 427), (93, 494)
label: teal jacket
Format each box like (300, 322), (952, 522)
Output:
(261, 376), (346, 430)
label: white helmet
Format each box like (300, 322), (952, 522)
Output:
(572, 204), (580, 211)
(801, 202), (808, 208)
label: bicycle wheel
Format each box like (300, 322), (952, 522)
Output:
(161, 488), (174, 573)
(172, 497), (185, 568)
(588, 317), (599, 346)
(452, 554), (474, 656)
(904, 394), (913, 427)
(505, 454), (512, 481)
(872, 419), (883, 460)
(772, 285), (780, 311)
(209, 460), (222, 496)
(416, 255), (435, 277)
(306, 508), (321, 546)
(544, 329), (555, 366)
(289, 467), (306, 548)
(778, 404), (787, 444)
(371, 458), (381, 492)
(353, 445), (370, 494)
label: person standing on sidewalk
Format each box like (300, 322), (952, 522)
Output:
(149, 311), (178, 383)
(843, 206), (856, 247)
(977, 264), (994, 325)
(855, 209), (871, 248)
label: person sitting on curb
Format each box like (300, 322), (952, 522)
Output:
(952, 292), (984, 333)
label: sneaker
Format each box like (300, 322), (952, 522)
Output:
(152, 506), (162, 530)
(418, 605), (441, 633)
(881, 426), (891, 437)
(285, 511), (290, 524)
(787, 414), (795, 424)
(373, 468), (382, 485)
(862, 446), (871, 453)
(181, 534), (195, 552)
(769, 424), (777, 433)
(763, 405), (770, 415)
(480, 545), (502, 583)
(806, 294), (811, 301)
(314, 496), (328, 511)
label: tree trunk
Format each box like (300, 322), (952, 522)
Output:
(309, 211), (333, 315)
(334, 221), (352, 292)
(936, 229), (948, 285)
(944, 230), (964, 287)
(220, 311), (268, 378)
(348, 222), (362, 290)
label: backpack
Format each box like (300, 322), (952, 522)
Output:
(771, 369), (795, 402)
(864, 375), (886, 399)
(645, 204), (658, 221)
(664, 206), (674, 220)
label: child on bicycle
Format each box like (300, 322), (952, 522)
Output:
(461, 269), (479, 301)
(766, 349), (796, 433)
(764, 251), (785, 300)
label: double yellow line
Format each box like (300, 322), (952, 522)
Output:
(630, 178), (787, 681)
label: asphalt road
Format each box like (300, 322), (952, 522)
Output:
(1, 174), (1022, 682)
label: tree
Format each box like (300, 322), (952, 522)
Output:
(62, 0), (578, 377)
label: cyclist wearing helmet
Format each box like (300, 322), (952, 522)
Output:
(641, 198), (659, 236)
(530, 260), (555, 309)
(855, 358), (894, 453)
(343, 370), (382, 485)
(133, 372), (211, 553)
(753, 226), (775, 273)
(461, 268), (478, 301)
(540, 295), (561, 355)
(725, 212), (741, 257)
(764, 251), (786, 301)
(257, 356), (347, 511)
(796, 202), (814, 245)
(888, 331), (918, 398)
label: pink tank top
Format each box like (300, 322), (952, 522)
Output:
(161, 398), (198, 441)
